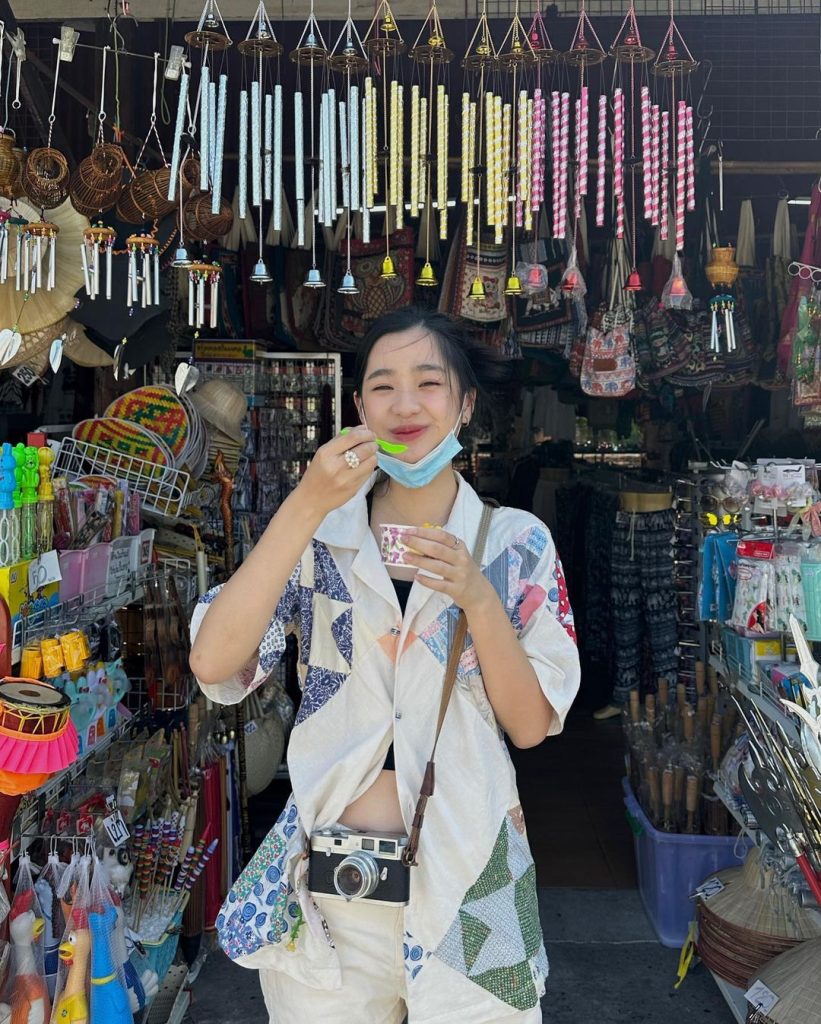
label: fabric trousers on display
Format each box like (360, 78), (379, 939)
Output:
(611, 508), (678, 706)
(259, 894), (544, 1024)
(584, 489), (619, 664)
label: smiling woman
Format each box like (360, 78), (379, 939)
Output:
(189, 305), (580, 1024)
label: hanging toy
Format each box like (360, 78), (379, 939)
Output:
(125, 233), (160, 310)
(187, 261), (222, 329)
(80, 225), (116, 302)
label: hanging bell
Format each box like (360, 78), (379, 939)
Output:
(381, 255), (397, 280)
(624, 268), (643, 292)
(172, 246), (192, 268)
(338, 269), (359, 294)
(304, 266), (326, 288)
(560, 270), (579, 294)
(416, 261), (437, 287)
(527, 265), (544, 289)
(250, 258), (273, 284)
(668, 274), (688, 298)
(504, 274), (523, 296)
(468, 276), (486, 300)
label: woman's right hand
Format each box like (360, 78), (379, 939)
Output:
(293, 426), (379, 519)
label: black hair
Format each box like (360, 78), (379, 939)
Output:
(353, 306), (507, 415)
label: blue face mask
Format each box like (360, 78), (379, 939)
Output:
(368, 408), (465, 489)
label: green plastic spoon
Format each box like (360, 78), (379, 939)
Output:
(340, 428), (408, 454)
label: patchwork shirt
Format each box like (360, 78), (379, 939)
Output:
(190, 473), (580, 1023)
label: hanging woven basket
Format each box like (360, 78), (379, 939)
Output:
(183, 192), (233, 242)
(69, 143), (125, 217)
(89, 142), (126, 186)
(0, 130), (21, 199)
(21, 147), (70, 210)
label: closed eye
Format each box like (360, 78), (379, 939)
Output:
(420, 380), (442, 387)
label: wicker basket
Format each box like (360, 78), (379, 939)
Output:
(70, 143), (125, 216)
(89, 143), (126, 186)
(21, 147), (70, 210)
(0, 130), (21, 199)
(183, 193), (233, 241)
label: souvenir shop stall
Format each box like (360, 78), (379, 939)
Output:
(0, 0), (814, 1022)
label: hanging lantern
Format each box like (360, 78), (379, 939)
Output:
(187, 261), (222, 329)
(126, 233), (160, 309)
(416, 260), (437, 286)
(80, 224), (116, 301)
(17, 221), (59, 295)
(661, 253), (692, 309)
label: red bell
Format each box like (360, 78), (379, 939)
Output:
(561, 270), (579, 294)
(624, 268), (642, 292)
(668, 274), (688, 298)
(528, 265), (544, 288)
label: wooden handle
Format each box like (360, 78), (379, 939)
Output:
(629, 690), (640, 724)
(707, 663), (719, 696)
(711, 715), (722, 767)
(662, 767), (673, 807)
(695, 661), (706, 696)
(677, 682), (687, 710)
(686, 774), (699, 813)
(707, 693), (716, 726)
(697, 695), (708, 733)
(674, 764), (686, 804)
(648, 765), (660, 815)
(683, 706), (695, 743)
(645, 693), (656, 727)
(658, 677), (669, 707)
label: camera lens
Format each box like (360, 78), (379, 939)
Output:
(333, 852), (380, 900)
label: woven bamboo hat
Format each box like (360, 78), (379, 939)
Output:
(189, 379), (247, 444)
(745, 938), (821, 1023)
(4, 316), (112, 374)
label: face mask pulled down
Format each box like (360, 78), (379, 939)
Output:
(366, 408), (465, 489)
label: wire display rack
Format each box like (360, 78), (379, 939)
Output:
(53, 437), (191, 519)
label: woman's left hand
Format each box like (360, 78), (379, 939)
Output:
(401, 527), (497, 615)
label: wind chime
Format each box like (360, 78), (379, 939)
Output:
(239, 2), (283, 285)
(651, 0), (697, 301)
(360, 0), (404, 281)
(610, 2), (655, 293)
(80, 223), (116, 301)
(126, 233), (161, 309)
(410, 2), (453, 288)
(496, 4), (538, 298)
(558, 0), (606, 296)
(16, 221), (59, 295)
(461, 1), (498, 301)
(187, 261), (222, 329)
(330, 0), (371, 294)
(290, 5), (328, 287)
(706, 245), (739, 354)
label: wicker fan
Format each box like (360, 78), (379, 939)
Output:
(696, 848), (821, 989)
(745, 938), (821, 1023)
(22, 148), (70, 210)
(0, 130), (22, 200)
(70, 143), (126, 218)
(183, 192), (234, 242)
(0, 196), (88, 335)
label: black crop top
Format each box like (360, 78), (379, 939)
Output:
(383, 577), (412, 770)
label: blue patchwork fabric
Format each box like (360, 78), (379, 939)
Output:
(403, 930), (431, 981)
(330, 607), (353, 667)
(295, 666), (349, 725)
(313, 540), (353, 603)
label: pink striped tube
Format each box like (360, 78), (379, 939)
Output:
(613, 88), (624, 199)
(551, 91), (560, 235)
(532, 90), (545, 210)
(641, 85), (652, 220)
(651, 104), (660, 227)
(596, 92), (606, 227)
(558, 91), (570, 239)
(579, 86), (589, 198)
(686, 104), (695, 212)
(574, 97), (582, 221)
(660, 109), (669, 241)
(676, 100), (686, 250)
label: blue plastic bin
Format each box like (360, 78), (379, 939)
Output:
(622, 778), (751, 949)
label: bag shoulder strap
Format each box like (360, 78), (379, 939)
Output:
(403, 501), (495, 867)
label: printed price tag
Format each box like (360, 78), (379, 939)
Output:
(28, 550), (62, 592)
(690, 877), (725, 901)
(103, 809), (130, 848)
(744, 981), (779, 1015)
(12, 365), (41, 388)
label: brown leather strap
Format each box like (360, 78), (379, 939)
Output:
(403, 502), (495, 867)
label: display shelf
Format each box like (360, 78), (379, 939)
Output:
(708, 654), (801, 745)
(709, 971), (748, 1024)
(144, 963), (190, 1024)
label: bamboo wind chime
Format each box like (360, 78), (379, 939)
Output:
(238, 2), (283, 285)
(126, 233), (161, 309)
(410, 2), (453, 288)
(80, 224), (116, 301)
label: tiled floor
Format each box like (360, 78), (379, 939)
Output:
(512, 707), (637, 889)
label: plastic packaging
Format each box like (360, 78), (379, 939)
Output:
(50, 853), (91, 1024)
(2, 855), (51, 1024)
(87, 859), (131, 1024)
(34, 849), (66, 1000)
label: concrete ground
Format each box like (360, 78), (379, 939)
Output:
(185, 886), (734, 1024)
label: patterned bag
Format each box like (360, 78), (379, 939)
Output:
(580, 320), (636, 397)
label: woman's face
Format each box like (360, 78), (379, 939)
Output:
(356, 326), (473, 463)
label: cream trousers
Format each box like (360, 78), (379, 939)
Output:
(259, 894), (543, 1024)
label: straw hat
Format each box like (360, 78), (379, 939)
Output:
(189, 379), (247, 444)
(696, 848), (821, 989)
(4, 316), (112, 374)
(746, 938), (821, 1023)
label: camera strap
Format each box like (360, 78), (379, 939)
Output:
(402, 500), (495, 868)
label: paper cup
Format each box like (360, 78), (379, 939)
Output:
(380, 524), (414, 565)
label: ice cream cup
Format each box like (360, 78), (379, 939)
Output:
(380, 524), (414, 566)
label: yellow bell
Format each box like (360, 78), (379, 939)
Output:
(381, 255), (397, 280)
(382, 12), (397, 32)
(416, 261), (437, 287)
(504, 274), (523, 296)
(468, 276), (486, 299)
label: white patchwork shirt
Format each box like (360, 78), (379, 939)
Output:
(190, 473), (580, 1024)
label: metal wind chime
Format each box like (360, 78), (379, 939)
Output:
(126, 232), (161, 309)
(187, 261), (222, 329)
(80, 224), (116, 300)
(238, 2), (283, 285)
(609, 1), (655, 293)
(16, 221), (59, 295)
(290, 4), (329, 287)
(557, 3), (607, 300)
(410, 2), (453, 288)
(461, 1), (498, 301)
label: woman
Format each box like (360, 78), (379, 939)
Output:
(189, 307), (580, 1024)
